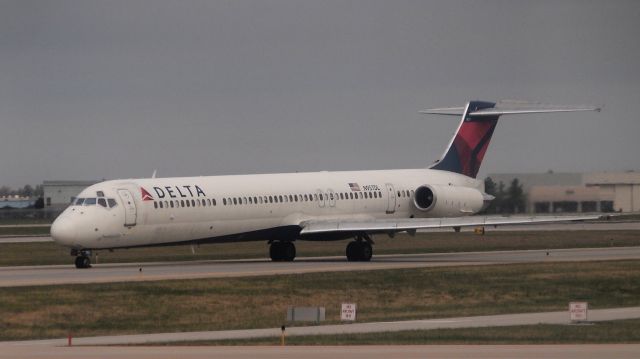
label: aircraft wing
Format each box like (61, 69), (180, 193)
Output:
(299, 214), (605, 235)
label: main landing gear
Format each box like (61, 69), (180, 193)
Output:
(72, 249), (92, 269)
(346, 235), (373, 262)
(270, 241), (296, 262)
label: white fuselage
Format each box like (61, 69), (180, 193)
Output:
(51, 168), (484, 250)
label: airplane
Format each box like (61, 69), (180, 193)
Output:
(50, 100), (602, 268)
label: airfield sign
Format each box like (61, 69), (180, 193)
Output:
(569, 302), (588, 322)
(341, 303), (357, 321)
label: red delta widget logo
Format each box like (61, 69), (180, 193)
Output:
(141, 185), (206, 201)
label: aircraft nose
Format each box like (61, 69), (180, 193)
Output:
(50, 217), (77, 246)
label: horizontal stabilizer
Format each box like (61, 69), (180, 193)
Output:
(420, 101), (601, 117)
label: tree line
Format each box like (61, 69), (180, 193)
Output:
(482, 177), (527, 214)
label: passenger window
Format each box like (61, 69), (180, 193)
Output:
(191, 200), (196, 207)
(213, 199), (217, 206)
(154, 202), (158, 209)
(180, 200), (185, 207)
(107, 198), (117, 208)
(233, 198), (237, 205)
(97, 198), (107, 207)
(171, 201), (175, 208)
(289, 195), (293, 202)
(84, 198), (97, 205)
(223, 198), (227, 205)
(243, 197), (247, 205)
(186, 200), (191, 207)
(202, 199), (206, 206)
(159, 201), (164, 208)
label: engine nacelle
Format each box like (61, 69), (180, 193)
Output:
(413, 184), (485, 216)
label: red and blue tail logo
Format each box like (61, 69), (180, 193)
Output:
(430, 101), (498, 178)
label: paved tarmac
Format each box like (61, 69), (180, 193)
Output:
(2, 344), (639, 359)
(1, 246), (640, 287)
(4, 306), (639, 346)
(0, 235), (52, 243)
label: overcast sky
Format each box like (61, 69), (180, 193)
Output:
(1, 0), (638, 188)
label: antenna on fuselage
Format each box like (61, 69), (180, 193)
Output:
(151, 169), (157, 179)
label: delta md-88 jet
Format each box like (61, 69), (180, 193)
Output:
(51, 100), (602, 268)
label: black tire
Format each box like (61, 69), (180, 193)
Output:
(282, 242), (296, 262)
(346, 241), (359, 261)
(360, 242), (372, 262)
(269, 242), (283, 261)
(75, 256), (91, 269)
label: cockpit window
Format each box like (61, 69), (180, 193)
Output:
(84, 198), (97, 205)
(75, 198), (85, 205)
(96, 191), (105, 197)
(107, 198), (117, 208)
(97, 198), (107, 207)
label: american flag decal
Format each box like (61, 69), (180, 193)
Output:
(348, 183), (361, 191)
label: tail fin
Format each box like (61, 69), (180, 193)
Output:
(424, 100), (601, 179)
(430, 101), (498, 178)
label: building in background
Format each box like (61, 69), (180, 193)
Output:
(42, 180), (100, 208)
(487, 171), (640, 213)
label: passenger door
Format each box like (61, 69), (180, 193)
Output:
(117, 189), (137, 226)
(385, 183), (396, 214)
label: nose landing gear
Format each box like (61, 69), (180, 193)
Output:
(71, 249), (92, 269)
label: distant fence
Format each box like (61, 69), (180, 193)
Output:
(0, 208), (63, 222)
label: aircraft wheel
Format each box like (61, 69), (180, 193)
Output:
(360, 241), (373, 262)
(270, 241), (296, 262)
(282, 241), (296, 262)
(75, 255), (91, 269)
(270, 242), (283, 261)
(346, 241), (372, 262)
(346, 241), (359, 261)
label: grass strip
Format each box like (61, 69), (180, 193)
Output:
(1, 230), (639, 267)
(1, 260), (639, 340)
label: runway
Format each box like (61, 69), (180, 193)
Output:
(0, 236), (52, 243)
(1, 246), (640, 287)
